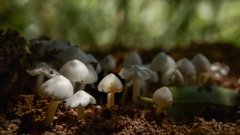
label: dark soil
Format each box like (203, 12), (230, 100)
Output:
(1, 94), (240, 135)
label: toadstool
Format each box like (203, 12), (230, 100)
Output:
(40, 75), (73, 126)
(98, 73), (123, 108)
(65, 90), (96, 119)
(123, 51), (142, 67)
(153, 87), (173, 115)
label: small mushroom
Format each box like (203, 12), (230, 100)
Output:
(60, 59), (97, 90)
(153, 87), (173, 114)
(40, 75), (74, 126)
(176, 58), (196, 83)
(119, 65), (150, 102)
(98, 73), (123, 108)
(191, 53), (211, 83)
(123, 51), (142, 67)
(26, 62), (60, 95)
(65, 90), (96, 119)
(150, 52), (176, 73)
(161, 69), (184, 86)
(100, 55), (116, 76)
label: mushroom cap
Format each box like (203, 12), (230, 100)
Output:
(100, 55), (116, 72)
(153, 87), (173, 108)
(56, 46), (90, 63)
(60, 59), (97, 84)
(161, 69), (184, 86)
(98, 73), (123, 93)
(176, 58), (196, 78)
(123, 51), (142, 67)
(119, 65), (150, 81)
(150, 52), (176, 73)
(27, 62), (60, 78)
(191, 53), (211, 73)
(65, 90), (96, 109)
(84, 64), (98, 84)
(40, 75), (74, 100)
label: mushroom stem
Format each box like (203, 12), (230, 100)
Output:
(155, 105), (163, 115)
(133, 77), (140, 102)
(80, 84), (86, 90)
(107, 93), (115, 108)
(138, 96), (154, 104)
(77, 106), (85, 119)
(44, 99), (59, 126)
(36, 75), (44, 94)
(120, 85), (129, 104)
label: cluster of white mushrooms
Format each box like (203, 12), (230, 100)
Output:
(27, 47), (230, 126)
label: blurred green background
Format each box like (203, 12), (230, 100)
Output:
(1, 0), (240, 51)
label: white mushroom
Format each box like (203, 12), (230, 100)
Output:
(119, 65), (150, 102)
(153, 87), (173, 114)
(100, 55), (116, 76)
(26, 62), (60, 96)
(191, 53), (211, 83)
(98, 73), (123, 108)
(123, 51), (142, 67)
(150, 52), (176, 73)
(176, 58), (196, 83)
(60, 59), (98, 90)
(40, 75), (73, 126)
(161, 69), (184, 86)
(65, 90), (96, 119)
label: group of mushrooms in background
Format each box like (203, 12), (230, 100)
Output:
(27, 40), (230, 126)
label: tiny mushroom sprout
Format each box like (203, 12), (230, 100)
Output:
(150, 52), (176, 74)
(123, 51), (142, 67)
(153, 87), (173, 115)
(98, 73), (123, 108)
(60, 59), (98, 90)
(191, 53), (211, 83)
(40, 75), (73, 126)
(100, 54), (116, 76)
(26, 62), (60, 95)
(65, 90), (96, 119)
(176, 58), (196, 83)
(119, 65), (151, 102)
(161, 69), (184, 86)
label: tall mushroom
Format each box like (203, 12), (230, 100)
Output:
(119, 65), (150, 102)
(98, 73), (123, 108)
(123, 51), (142, 67)
(40, 75), (73, 126)
(153, 87), (173, 115)
(161, 69), (184, 86)
(60, 59), (98, 90)
(65, 90), (96, 119)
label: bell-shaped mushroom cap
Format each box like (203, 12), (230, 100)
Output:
(60, 59), (89, 83)
(27, 62), (60, 78)
(87, 54), (102, 73)
(100, 55), (116, 72)
(153, 87), (173, 108)
(191, 53), (211, 73)
(56, 46), (90, 63)
(98, 73), (123, 93)
(161, 69), (184, 86)
(176, 58), (196, 78)
(119, 65), (150, 81)
(40, 75), (74, 100)
(65, 90), (96, 109)
(84, 64), (98, 84)
(150, 52), (176, 73)
(143, 64), (159, 83)
(123, 51), (142, 67)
